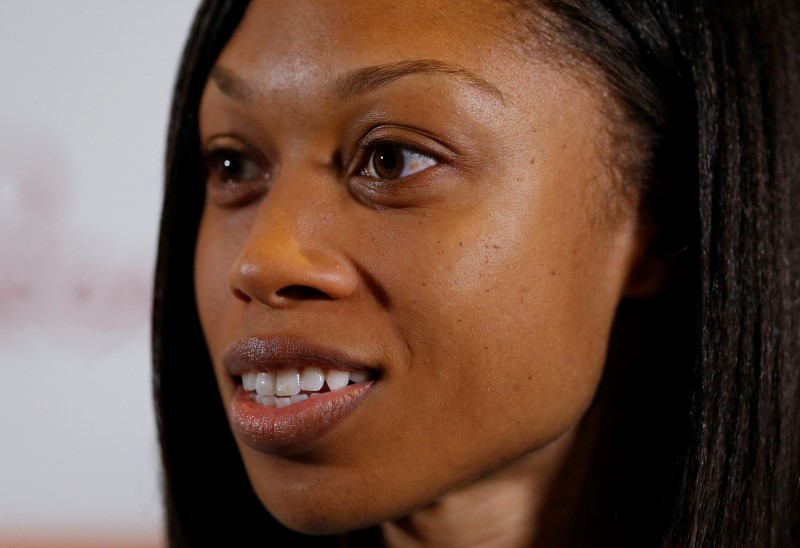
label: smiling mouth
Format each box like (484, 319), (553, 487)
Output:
(240, 367), (373, 408)
(223, 336), (379, 453)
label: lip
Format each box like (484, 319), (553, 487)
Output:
(222, 336), (378, 454)
(223, 335), (375, 375)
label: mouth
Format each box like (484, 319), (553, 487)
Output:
(240, 367), (372, 408)
(222, 336), (379, 454)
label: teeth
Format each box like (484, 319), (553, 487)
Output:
(350, 370), (370, 384)
(300, 367), (325, 391)
(276, 369), (301, 396)
(326, 370), (350, 391)
(243, 372), (257, 391)
(243, 366), (371, 407)
(255, 372), (276, 396)
(255, 395), (275, 407)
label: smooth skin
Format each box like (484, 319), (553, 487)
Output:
(195, 1), (654, 546)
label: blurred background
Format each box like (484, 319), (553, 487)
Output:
(0, 1), (199, 546)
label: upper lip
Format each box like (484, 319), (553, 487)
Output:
(222, 335), (376, 376)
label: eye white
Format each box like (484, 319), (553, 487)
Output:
(365, 146), (437, 179)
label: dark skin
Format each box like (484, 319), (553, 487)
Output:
(194, 1), (658, 545)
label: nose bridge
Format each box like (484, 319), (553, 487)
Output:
(227, 169), (356, 305)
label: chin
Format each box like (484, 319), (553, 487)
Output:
(243, 453), (434, 536)
(255, 487), (389, 535)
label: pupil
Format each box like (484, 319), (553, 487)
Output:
(375, 145), (404, 178)
(222, 157), (239, 177)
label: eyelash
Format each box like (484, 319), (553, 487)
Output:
(202, 145), (270, 207)
(205, 143), (436, 180)
(201, 135), (440, 206)
(204, 147), (268, 185)
(358, 141), (438, 181)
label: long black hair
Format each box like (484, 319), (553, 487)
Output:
(153, 1), (800, 545)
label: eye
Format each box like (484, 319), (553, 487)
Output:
(363, 143), (437, 180)
(205, 148), (266, 184)
(202, 145), (270, 207)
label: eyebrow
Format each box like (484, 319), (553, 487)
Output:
(209, 59), (504, 104)
(332, 59), (504, 102)
(210, 66), (254, 103)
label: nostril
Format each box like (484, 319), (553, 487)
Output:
(227, 250), (358, 305)
(275, 285), (331, 301)
(231, 287), (251, 302)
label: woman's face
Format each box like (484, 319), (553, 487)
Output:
(195, 0), (647, 534)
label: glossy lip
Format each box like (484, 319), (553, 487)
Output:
(223, 335), (376, 375)
(222, 336), (378, 455)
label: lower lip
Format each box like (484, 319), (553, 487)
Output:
(228, 381), (374, 455)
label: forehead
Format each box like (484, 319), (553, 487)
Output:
(215, 0), (524, 98)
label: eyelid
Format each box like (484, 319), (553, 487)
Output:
(350, 126), (451, 177)
(202, 136), (271, 207)
(202, 135), (270, 167)
(363, 145), (437, 180)
(203, 138), (272, 188)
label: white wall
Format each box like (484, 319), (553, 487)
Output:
(0, 1), (200, 540)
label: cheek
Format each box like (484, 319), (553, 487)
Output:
(194, 210), (240, 355)
(358, 130), (631, 434)
(357, 207), (629, 463)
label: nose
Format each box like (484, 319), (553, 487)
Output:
(226, 179), (358, 308)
